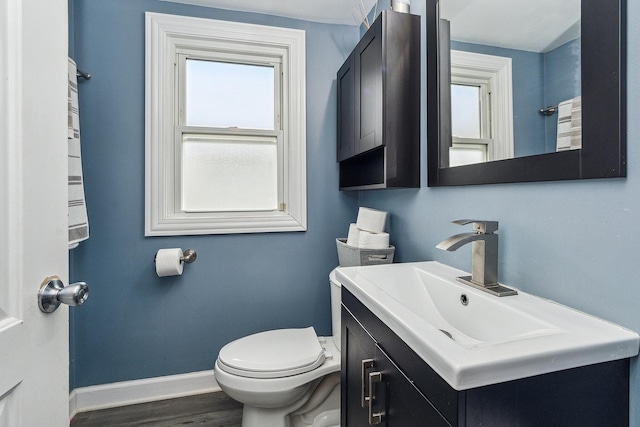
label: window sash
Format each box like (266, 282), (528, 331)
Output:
(450, 138), (491, 167)
(175, 127), (284, 215)
(451, 77), (491, 140)
(176, 50), (283, 130)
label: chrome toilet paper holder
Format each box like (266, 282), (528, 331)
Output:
(154, 249), (197, 264)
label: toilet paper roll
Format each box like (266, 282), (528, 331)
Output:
(358, 231), (390, 250)
(356, 207), (387, 233)
(155, 248), (184, 277)
(346, 223), (361, 247)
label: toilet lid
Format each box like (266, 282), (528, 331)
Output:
(217, 327), (325, 379)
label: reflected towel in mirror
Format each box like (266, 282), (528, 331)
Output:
(556, 96), (582, 152)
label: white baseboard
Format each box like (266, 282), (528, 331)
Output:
(69, 370), (221, 420)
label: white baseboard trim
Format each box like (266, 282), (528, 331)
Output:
(69, 370), (221, 420)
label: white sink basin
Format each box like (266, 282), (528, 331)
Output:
(336, 261), (639, 390)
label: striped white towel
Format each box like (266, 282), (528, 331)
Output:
(556, 99), (573, 151)
(68, 58), (89, 249)
(556, 96), (582, 151)
(569, 96), (582, 150)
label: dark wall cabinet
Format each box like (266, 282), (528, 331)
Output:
(341, 287), (631, 426)
(337, 11), (420, 190)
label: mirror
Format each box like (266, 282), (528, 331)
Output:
(426, 0), (626, 186)
(442, 0), (581, 165)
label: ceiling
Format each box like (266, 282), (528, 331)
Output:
(441, 0), (581, 53)
(160, 0), (378, 26)
(160, 0), (580, 53)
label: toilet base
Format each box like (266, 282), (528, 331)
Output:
(291, 384), (340, 427)
(309, 409), (340, 427)
(242, 405), (294, 427)
(240, 381), (340, 427)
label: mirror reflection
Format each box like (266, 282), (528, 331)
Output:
(441, 0), (581, 166)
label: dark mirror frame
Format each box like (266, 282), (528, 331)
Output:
(427, 0), (627, 186)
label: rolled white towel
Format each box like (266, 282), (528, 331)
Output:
(358, 231), (390, 250)
(356, 207), (387, 233)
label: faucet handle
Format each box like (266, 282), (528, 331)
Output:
(452, 219), (498, 234)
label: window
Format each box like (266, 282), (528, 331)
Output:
(145, 12), (306, 235)
(449, 50), (513, 166)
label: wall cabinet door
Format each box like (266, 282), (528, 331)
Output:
(337, 19), (384, 162)
(337, 51), (355, 161)
(355, 20), (383, 156)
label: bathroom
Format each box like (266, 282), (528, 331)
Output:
(3, 0), (638, 425)
(65, 0), (640, 423)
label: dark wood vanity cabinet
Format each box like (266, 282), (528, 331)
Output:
(341, 287), (631, 426)
(337, 10), (420, 190)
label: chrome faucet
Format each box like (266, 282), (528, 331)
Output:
(436, 220), (517, 297)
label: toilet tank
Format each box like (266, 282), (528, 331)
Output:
(329, 269), (342, 351)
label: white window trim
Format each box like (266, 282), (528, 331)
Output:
(450, 50), (514, 161)
(145, 12), (306, 236)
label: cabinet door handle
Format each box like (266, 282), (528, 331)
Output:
(368, 371), (384, 425)
(361, 359), (374, 407)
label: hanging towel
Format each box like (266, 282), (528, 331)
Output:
(556, 96), (582, 152)
(569, 95), (582, 150)
(555, 99), (573, 151)
(68, 58), (89, 249)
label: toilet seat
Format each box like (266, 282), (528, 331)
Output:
(217, 327), (326, 379)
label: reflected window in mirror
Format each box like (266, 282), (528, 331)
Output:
(449, 50), (514, 165)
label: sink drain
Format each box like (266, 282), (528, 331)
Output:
(460, 293), (469, 306)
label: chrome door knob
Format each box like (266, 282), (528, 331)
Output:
(38, 276), (89, 313)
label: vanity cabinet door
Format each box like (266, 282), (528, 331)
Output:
(375, 345), (451, 427)
(342, 303), (451, 427)
(342, 304), (377, 427)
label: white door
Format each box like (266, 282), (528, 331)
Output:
(0, 0), (71, 425)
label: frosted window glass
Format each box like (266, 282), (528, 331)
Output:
(451, 84), (481, 138)
(186, 59), (275, 129)
(181, 135), (278, 211)
(450, 146), (486, 167)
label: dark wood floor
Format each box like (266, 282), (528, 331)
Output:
(71, 392), (243, 427)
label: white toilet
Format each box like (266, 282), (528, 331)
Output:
(214, 270), (342, 427)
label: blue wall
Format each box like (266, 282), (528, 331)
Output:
(361, 0), (640, 424)
(69, 0), (358, 388)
